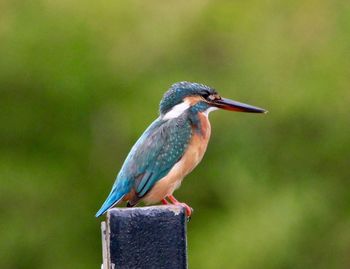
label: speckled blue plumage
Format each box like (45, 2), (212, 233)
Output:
(95, 116), (192, 217)
(95, 82), (214, 217)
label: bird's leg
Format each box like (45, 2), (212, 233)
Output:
(161, 198), (169, 205)
(167, 195), (193, 217)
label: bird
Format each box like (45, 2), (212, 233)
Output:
(95, 81), (267, 217)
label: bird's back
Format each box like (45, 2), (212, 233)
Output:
(95, 115), (193, 216)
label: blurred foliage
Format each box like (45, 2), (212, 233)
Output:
(1, 0), (350, 268)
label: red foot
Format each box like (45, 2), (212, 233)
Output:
(167, 195), (193, 217)
(161, 198), (169, 205)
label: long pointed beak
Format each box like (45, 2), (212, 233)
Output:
(212, 97), (268, 113)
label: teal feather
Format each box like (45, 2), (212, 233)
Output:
(95, 115), (192, 216)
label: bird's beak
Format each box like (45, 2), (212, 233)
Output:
(211, 97), (267, 113)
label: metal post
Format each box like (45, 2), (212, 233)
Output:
(100, 205), (188, 269)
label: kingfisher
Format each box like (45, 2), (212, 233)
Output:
(96, 82), (267, 217)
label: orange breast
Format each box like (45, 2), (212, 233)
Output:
(143, 112), (211, 204)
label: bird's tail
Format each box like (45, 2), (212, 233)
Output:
(95, 188), (126, 217)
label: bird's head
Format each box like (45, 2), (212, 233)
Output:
(160, 81), (267, 120)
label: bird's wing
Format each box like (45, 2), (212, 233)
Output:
(124, 116), (192, 199)
(95, 116), (192, 217)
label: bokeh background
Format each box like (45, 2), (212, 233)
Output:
(1, 0), (350, 268)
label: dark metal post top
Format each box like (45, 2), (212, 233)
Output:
(101, 205), (188, 269)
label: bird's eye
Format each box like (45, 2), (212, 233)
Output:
(202, 92), (219, 102)
(201, 92), (210, 99)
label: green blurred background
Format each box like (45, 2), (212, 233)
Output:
(1, 0), (350, 268)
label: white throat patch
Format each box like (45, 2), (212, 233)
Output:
(162, 100), (191, 120)
(203, 106), (218, 116)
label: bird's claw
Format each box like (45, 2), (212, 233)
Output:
(178, 202), (193, 221)
(165, 195), (193, 221)
(186, 206), (194, 222)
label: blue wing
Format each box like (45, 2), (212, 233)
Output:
(95, 116), (192, 217)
